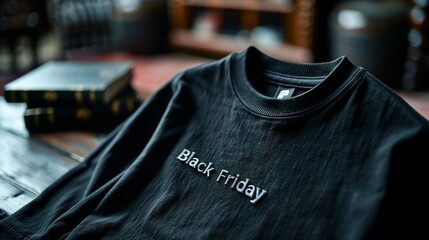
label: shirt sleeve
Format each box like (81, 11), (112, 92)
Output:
(0, 76), (179, 239)
(366, 125), (429, 239)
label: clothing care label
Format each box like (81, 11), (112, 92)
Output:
(275, 87), (295, 100)
(176, 148), (267, 204)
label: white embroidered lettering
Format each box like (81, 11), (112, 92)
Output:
(177, 149), (214, 178)
(197, 162), (206, 172)
(203, 162), (215, 178)
(231, 174), (240, 188)
(176, 148), (267, 204)
(186, 152), (195, 164)
(251, 189), (267, 204)
(189, 157), (199, 168)
(216, 169), (228, 182)
(225, 175), (235, 185)
(236, 178), (249, 193)
(245, 185), (255, 197)
(177, 149), (190, 161)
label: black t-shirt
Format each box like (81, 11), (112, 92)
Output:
(1, 46), (428, 239)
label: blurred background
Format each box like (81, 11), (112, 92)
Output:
(1, 0), (428, 91)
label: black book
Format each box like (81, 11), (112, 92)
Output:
(23, 86), (142, 133)
(4, 60), (133, 107)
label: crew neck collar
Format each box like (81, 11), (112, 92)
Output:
(229, 46), (363, 118)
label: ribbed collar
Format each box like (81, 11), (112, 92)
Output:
(229, 46), (363, 119)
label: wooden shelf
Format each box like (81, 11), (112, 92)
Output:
(183, 0), (294, 13)
(169, 29), (312, 62)
(168, 0), (316, 62)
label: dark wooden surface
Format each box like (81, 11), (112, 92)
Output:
(0, 97), (102, 218)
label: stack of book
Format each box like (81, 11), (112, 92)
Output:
(3, 60), (141, 133)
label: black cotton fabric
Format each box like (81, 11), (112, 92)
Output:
(1, 46), (428, 239)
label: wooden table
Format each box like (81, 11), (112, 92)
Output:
(1, 52), (429, 220)
(0, 97), (102, 218)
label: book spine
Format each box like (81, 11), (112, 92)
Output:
(5, 89), (105, 107)
(24, 97), (141, 132)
